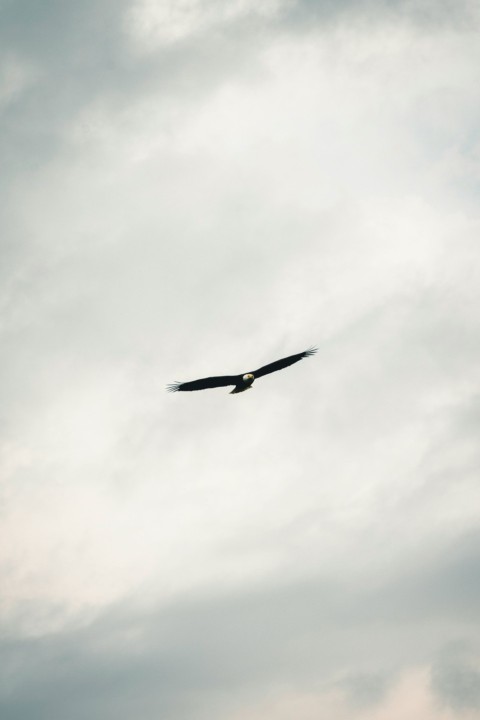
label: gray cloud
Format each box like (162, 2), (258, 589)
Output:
(431, 644), (480, 712)
(2, 528), (480, 719)
(3, 0), (477, 178)
(335, 671), (392, 709)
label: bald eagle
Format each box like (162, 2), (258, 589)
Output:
(167, 346), (317, 394)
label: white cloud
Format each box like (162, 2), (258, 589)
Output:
(3, 0), (480, 616)
(127, 0), (292, 49)
(227, 668), (479, 720)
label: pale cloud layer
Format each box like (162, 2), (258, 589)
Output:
(1, 0), (480, 718)
(128, 0), (292, 48)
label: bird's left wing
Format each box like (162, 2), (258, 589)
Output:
(167, 375), (239, 392)
(251, 347), (317, 379)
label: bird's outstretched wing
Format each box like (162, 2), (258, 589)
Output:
(167, 375), (239, 392)
(251, 347), (317, 379)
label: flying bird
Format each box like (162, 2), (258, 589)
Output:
(167, 346), (317, 394)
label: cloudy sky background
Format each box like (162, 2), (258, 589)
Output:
(1, 0), (480, 717)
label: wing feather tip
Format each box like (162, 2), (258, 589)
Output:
(166, 382), (182, 392)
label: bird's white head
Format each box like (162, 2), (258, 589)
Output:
(243, 373), (254, 384)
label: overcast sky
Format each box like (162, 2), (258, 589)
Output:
(1, 0), (480, 718)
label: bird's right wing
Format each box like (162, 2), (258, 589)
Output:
(167, 375), (239, 392)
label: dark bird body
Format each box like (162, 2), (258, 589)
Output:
(167, 347), (317, 394)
